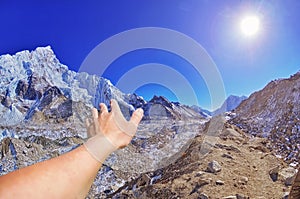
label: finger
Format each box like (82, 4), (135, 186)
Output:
(91, 107), (102, 134)
(110, 99), (122, 114)
(92, 107), (98, 119)
(85, 118), (90, 127)
(85, 118), (97, 137)
(99, 103), (108, 114)
(129, 108), (144, 126)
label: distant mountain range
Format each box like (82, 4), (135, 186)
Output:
(0, 46), (207, 130)
(190, 95), (247, 117)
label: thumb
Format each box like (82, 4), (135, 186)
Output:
(129, 108), (144, 126)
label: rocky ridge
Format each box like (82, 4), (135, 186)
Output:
(230, 72), (300, 165)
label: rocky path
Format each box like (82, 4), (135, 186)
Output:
(109, 123), (296, 199)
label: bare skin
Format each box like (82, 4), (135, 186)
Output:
(0, 101), (144, 198)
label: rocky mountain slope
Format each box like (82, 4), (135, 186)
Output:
(109, 122), (295, 199)
(230, 72), (300, 165)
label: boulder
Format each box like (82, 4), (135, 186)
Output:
(279, 167), (297, 186)
(207, 160), (222, 173)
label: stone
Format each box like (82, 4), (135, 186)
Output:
(1, 95), (12, 108)
(199, 193), (209, 199)
(135, 173), (151, 188)
(236, 194), (249, 199)
(222, 153), (233, 159)
(279, 167), (297, 186)
(282, 192), (289, 199)
(223, 196), (237, 199)
(269, 166), (279, 182)
(216, 180), (225, 185)
(207, 160), (222, 173)
(238, 176), (248, 185)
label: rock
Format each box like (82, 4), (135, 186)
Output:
(199, 193), (209, 199)
(236, 193), (249, 199)
(135, 173), (151, 188)
(15, 80), (28, 98)
(223, 196), (237, 199)
(1, 138), (11, 158)
(279, 167), (297, 186)
(269, 166), (279, 182)
(220, 128), (243, 139)
(282, 192), (289, 199)
(23, 75), (42, 100)
(222, 153), (233, 159)
(207, 160), (222, 173)
(195, 171), (205, 177)
(0, 94), (12, 108)
(237, 176), (248, 185)
(216, 180), (225, 185)
(128, 93), (146, 109)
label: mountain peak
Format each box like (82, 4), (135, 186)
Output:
(212, 95), (247, 116)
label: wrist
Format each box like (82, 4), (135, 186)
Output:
(83, 134), (117, 163)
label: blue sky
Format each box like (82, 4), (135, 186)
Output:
(1, 0), (299, 110)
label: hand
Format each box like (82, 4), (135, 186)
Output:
(86, 99), (144, 149)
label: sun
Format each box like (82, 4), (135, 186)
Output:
(240, 15), (260, 37)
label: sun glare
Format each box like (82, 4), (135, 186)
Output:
(240, 15), (260, 37)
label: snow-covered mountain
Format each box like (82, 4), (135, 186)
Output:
(230, 72), (300, 163)
(212, 95), (247, 116)
(0, 46), (210, 197)
(0, 46), (136, 130)
(0, 46), (207, 131)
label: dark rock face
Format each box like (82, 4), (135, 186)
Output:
(0, 92), (12, 108)
(149, 95), (174, 109)
(127, 93), (146, 109)
(56, 99), (73, 118)
(15, 80), (27, 98)
(142, 95), (205, 120)
(24, 75), (42, 100)
(25, 86), (72, 121)
(38, 86), (63, 110)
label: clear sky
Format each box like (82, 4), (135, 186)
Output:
(0, 0), (299, 110)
